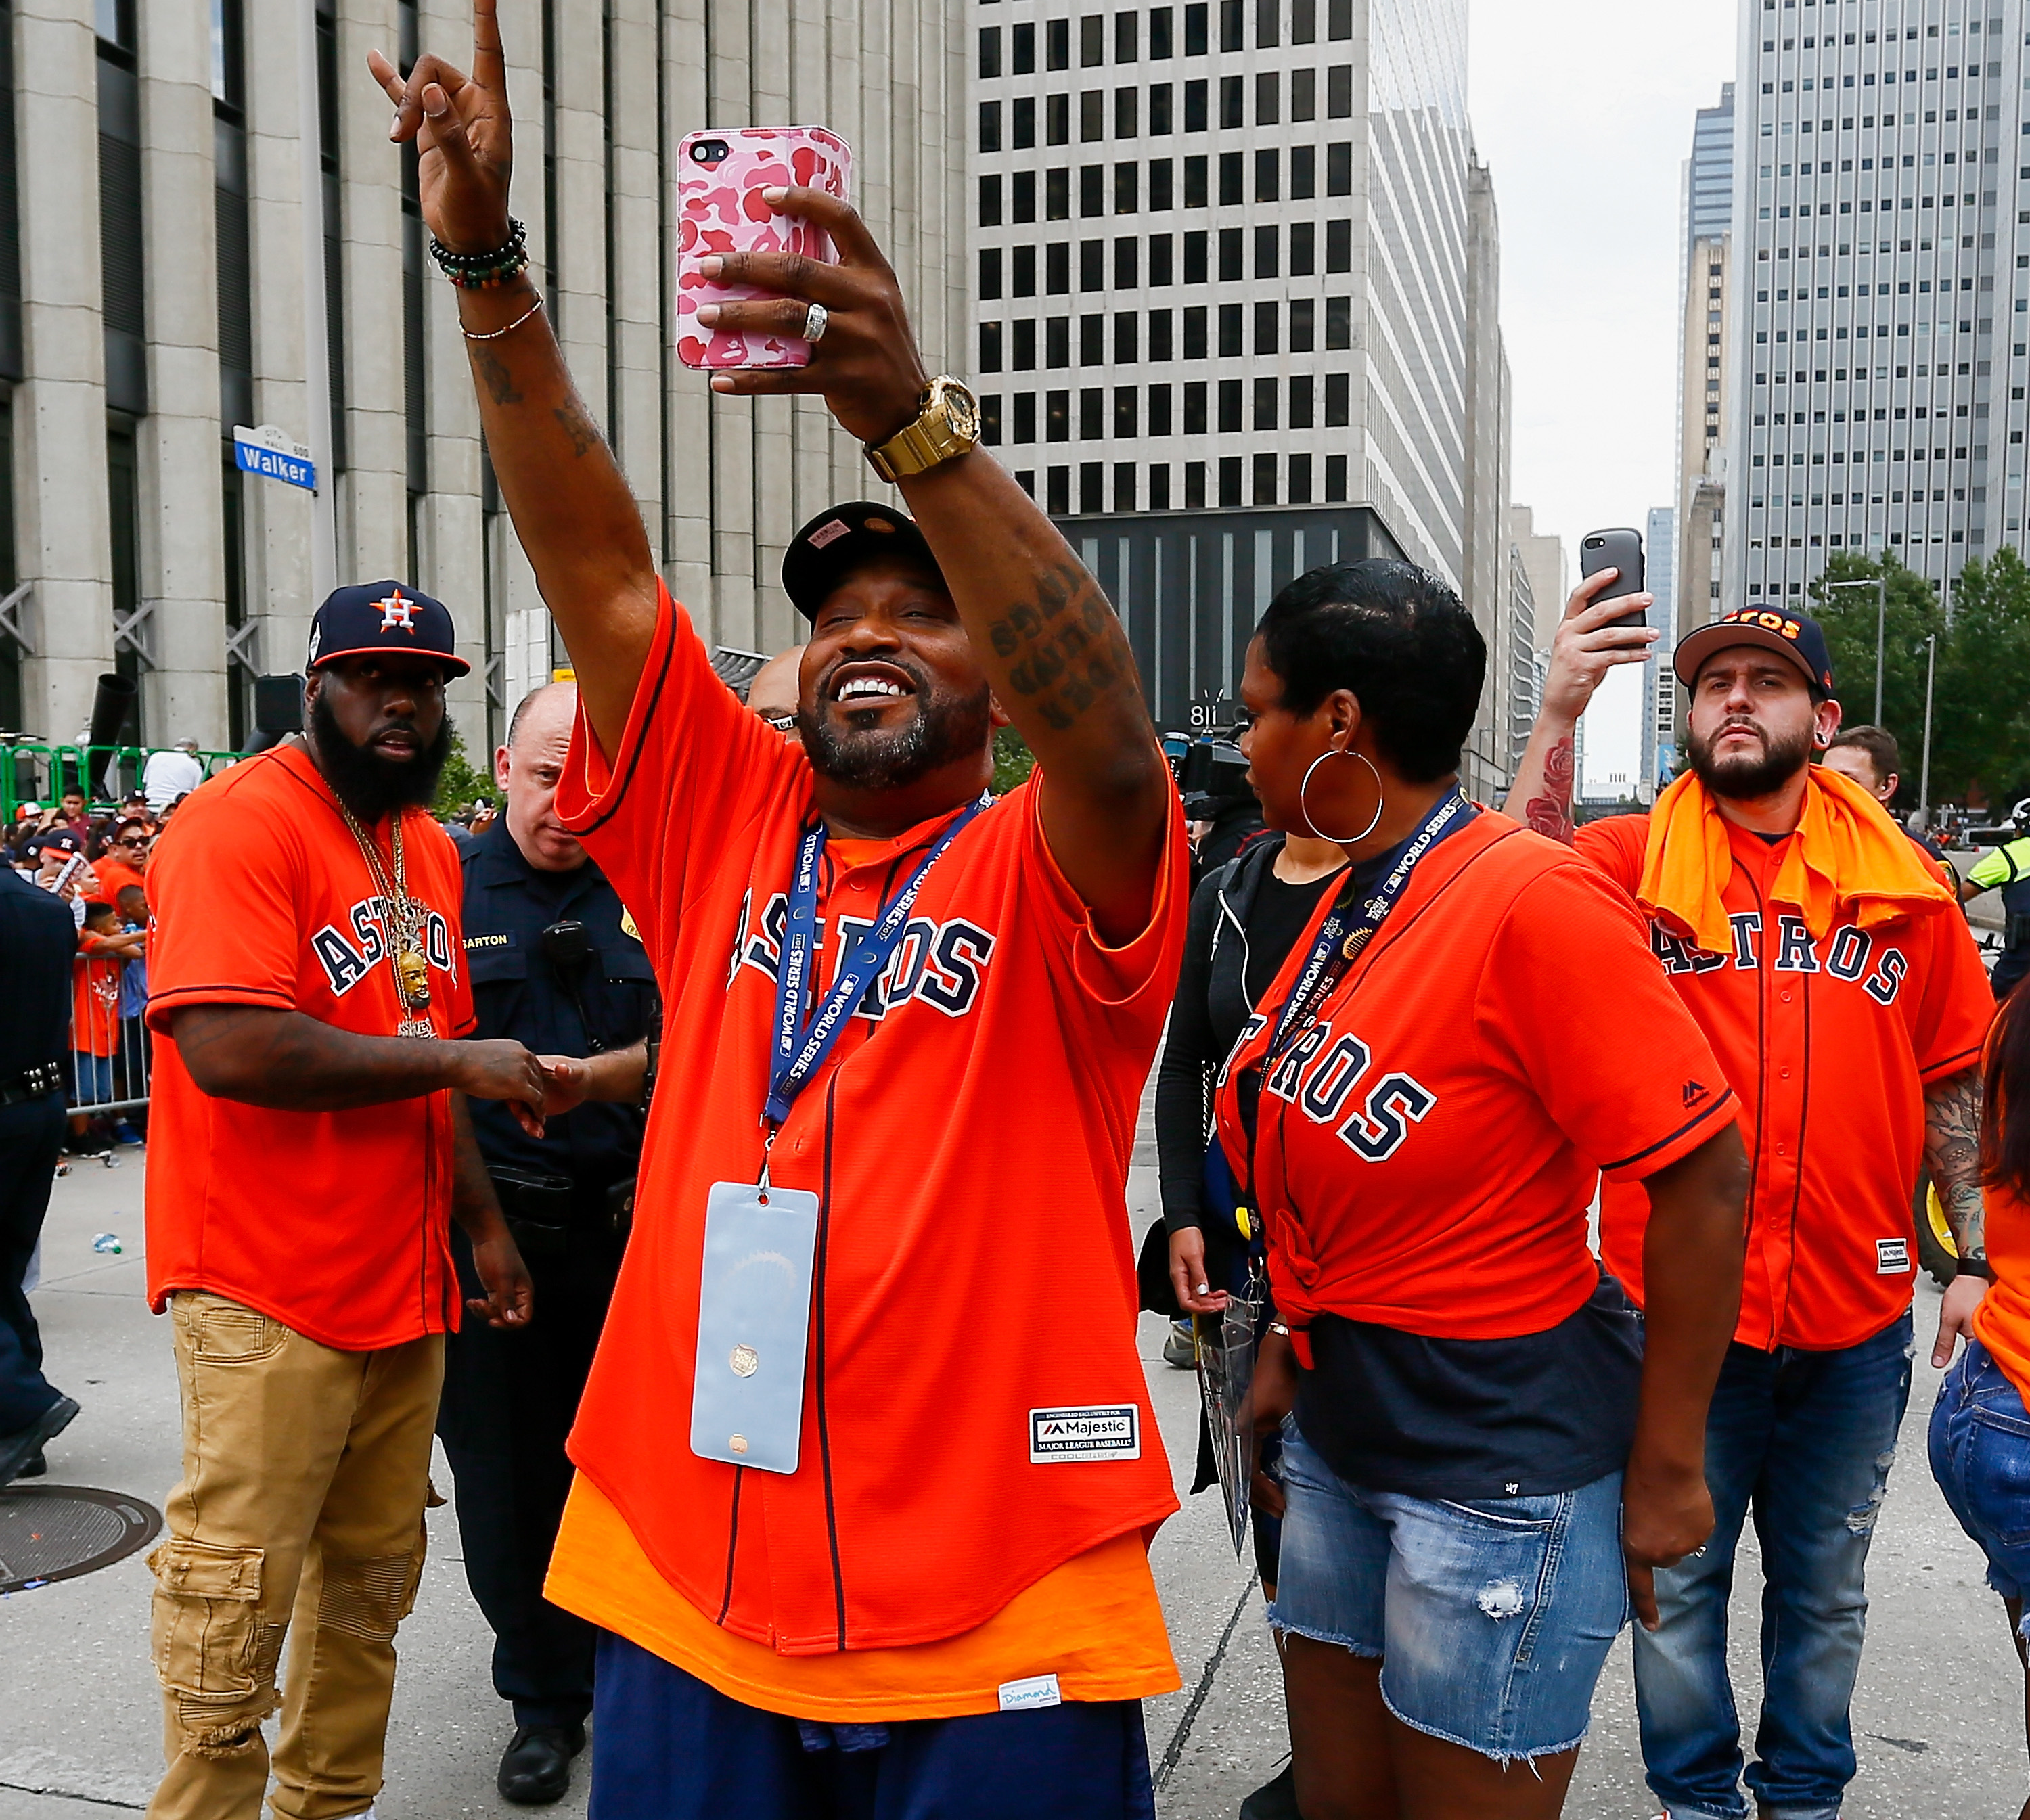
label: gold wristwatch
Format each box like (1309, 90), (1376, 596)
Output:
(864, 377), (982, 483)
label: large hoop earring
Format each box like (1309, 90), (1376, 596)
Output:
(1299, 748), (1384, 845)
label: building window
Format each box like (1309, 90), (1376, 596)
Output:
(1219, 455), (1242, 505)
(1046, 390), (1072, 440)
(1183, 305), (1208, 358)
(981, 175), (1005, 227)
(1114, 310), (1138, 361)
(1150, 464), (1172, 509)
(1253, 453), (1278, 504)
(1328, 0), (1351, 37)
(1014, 21), (1036, 72)
(1077, 240), (1102, 290)
(1185, 380), (1209, 434)
(1081, 461), (1104, 511)
(1149, 235), (1173, 286)
(1325, 217), (1351, 270)
(982, 394), (1004, 445)
(1153, 4), (1175, 56)
(980, 322), (1003, 371)
(1080, 166), (1104, 215)
(1327, 64), (1353, 116)
(1081, 314), (1105, 363)
(1184, 1), (1209, 53)
(1081, 14), (1104, 66)
(1150, 383), (1173, 434)
(1047, 465), (1070, 514)
(1255, 224), (1279, 277)
(981, 25), (1002, 76)
(1291, 68), (1315, 120)
(1325, 452), (1348, 499)
(1290, 224), (1315, 277)
(1218, 378), (1242, 432)
(1255, 148), (1280, 202)
(1256, 0), (1278, 47)
(1183, 230), (1208, 282)
(1047, 168), (1070, 219)
(1257, 69), (1280, 125)
(1253, 376), (1278, 428)
(1221, 76), (1244, 129)
(1184, 155), (1209, 207)
(1114, 235), (1139, 287)
(1325, 296), (1351, 348)
(1114, 386), (1139, 438)
(1291, 0), (1315, 41)
(1221, 0), (1244, 51)
(1219, 227), (1243, 280)
(1014, 96), (1037, 147)
(1081, 91), (1104, 141)
(1015, 392), (1037, 441)
(981, 248), (1003, 300)
(1047, 317), (1071, 366)
(981, 100), (1002, 152)
(1186, 78), (1209, 132)
(1115, 162), (1138, 211)
(1013, 319), (1037, 369)
(1326, 142), (1352, 195)
(1116, 9), (1138, 60)
(1290, 145), (1317, 201)
(1325, 371), (1350, 424)
(1149, 158), (1174, 209)
(1288, 298), (1319, 352)
(1289, 373), (1314, 427)
(1150, 307), (1174, 359)
(1255, 300), (1278, 353)
(1219, 302), (1243, 356)
(1219, 151), (1244, 204)
(1014, 245), (1037, 296)
(1116, 86), (1138, 135)
(1080, 388), (1104, 438)
(1048, 18), (1070, 68)
(1047, 94), (1070, 143)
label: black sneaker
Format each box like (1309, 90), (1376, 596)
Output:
(0, 1396), (78, 1485)
(497, 1724), (586, 1806)
(17, 1449), (45, 1478)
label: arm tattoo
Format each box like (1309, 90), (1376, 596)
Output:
(1924, 1066), (1987, 1256)
(553, 398), (602, 459)
(1522, 735), (1577, 845)
(984, 560), (1138, 732)
(474, 346), (523, 406)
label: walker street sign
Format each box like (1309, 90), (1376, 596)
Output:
(232, 424), (317, 492)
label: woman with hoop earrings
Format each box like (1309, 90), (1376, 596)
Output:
(1213, 559), (1749, 1820)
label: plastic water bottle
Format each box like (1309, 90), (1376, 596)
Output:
(91, 1233), (122, 1255)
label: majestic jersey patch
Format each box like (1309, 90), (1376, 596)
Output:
(1029, 1405), (1140, 1461)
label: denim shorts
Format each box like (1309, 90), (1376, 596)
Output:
(1267, 1419), (1629, 1763)
(1931, 1338), (2030, 1620)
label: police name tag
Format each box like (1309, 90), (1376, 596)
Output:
(691, 1181), (820, 1476)
(1029, 1404), (1140, 1463)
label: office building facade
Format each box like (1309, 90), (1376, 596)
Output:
(1726, 0), (2029, 610)
(968, 0), (1522, 798)
(0, 0), (968, 759)
(1677, 83), (1734, 681)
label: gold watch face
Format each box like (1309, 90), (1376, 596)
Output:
(936, 378), (981, 444)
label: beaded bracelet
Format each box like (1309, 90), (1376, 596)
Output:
(431, 218), (529, 289)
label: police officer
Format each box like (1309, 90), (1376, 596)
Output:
(1962, 797), (2030, 1001)
(0, 858), (84, 1482)
(438, 681), (655, 1806)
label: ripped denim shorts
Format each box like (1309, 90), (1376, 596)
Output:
(1267, 1419), (1628, 1764)
(1931, 1337), (2030, 1620)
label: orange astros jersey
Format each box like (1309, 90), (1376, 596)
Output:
(1213, 811), (1737, 1355)
(143, 743), (475, 1352)
(1576, 813), (1993, 1351)
(551, 583), (1188, 1662)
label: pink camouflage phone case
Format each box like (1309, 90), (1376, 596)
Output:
(676, 127), (853, 371)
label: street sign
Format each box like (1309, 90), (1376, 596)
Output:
(231, 424), (316, 492)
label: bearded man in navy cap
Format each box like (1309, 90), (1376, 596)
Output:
(138, 582), (555, 1820)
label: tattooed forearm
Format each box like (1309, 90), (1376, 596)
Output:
(1925, 1066), (1987, 1256)
(474, 346), (523, 406)
(1521, 735), (1577, 845)
(985, 561), (1138, 732)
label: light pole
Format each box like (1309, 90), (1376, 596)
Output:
(298, 0), (337, 604)
(1919, 632), (1937, 822)
(1824, 576), (1889, 724)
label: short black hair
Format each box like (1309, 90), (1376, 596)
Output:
(1255, 560), (1485, 784)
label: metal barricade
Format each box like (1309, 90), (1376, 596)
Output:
(66, 950), (151, 1118)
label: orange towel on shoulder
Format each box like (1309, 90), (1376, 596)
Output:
(1638, 763), (1955, 955)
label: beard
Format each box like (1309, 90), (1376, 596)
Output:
(796, 663), (993, 792)
(309, 691), (454, 821)
(1686, 716), (1815, 801)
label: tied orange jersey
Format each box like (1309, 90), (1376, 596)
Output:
(143, 744), (476, 1351)
(1213, 813), (1736, 1350)
(552, 583), (1188, 1658)
(1576, 813), (1993, 1351)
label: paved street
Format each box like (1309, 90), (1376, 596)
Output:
(3, 1145), (2027, 1819)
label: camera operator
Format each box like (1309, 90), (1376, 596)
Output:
(438, 680), (655, 1806)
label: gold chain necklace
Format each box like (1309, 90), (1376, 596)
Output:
(336, 802), (436, 1038)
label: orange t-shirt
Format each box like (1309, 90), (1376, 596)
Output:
(1214, 812), (1736, 1350)
(550, 583), (1188, 1679)
(1576, 813), (1994, 1351)
(92, 855), (145, 913)
(71, 941), (125, 1058)
(143, 744), (476, 1350)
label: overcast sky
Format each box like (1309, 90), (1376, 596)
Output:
(1467, 0), (1737, 572)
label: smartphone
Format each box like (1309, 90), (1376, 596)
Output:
(1579, 528), (1646, 630)
(675, 127), (853, 371)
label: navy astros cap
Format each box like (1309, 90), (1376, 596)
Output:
(782, 503), (948, 621)
(1673, 606), (1836, 697)
(307, 581), (470, 677)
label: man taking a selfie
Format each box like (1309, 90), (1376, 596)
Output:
(371, 7), (1189, 1816)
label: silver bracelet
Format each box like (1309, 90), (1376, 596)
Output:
(461, 294), (545, 343)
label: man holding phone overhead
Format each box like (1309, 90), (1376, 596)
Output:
(370, 9), (1188, 1817)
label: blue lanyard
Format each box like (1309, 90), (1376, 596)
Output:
(1265, 788), (1470, 1069)
(765, 794), (991, 1130)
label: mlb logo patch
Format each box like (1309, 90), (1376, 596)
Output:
(1029, 1405), (1140, 1463)
(1876, 1237), (1911, 1276)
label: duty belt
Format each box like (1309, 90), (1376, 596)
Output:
(0, 1061), (65, 1106)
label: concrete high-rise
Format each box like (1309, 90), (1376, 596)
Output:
(1676, 83), (1733, 677)
(0, 0), (968, 761)
(968, 0), (1522, 799)
(1726, 2), (2029, 609)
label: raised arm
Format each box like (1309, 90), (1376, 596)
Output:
(369, 1), (655, 757)
(1505, 568), (1659, 844)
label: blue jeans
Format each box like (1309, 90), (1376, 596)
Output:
(1931, 1338), (2030, 1616)
(1632, 1312), (1913, 1820)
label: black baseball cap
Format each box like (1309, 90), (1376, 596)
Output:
(307, 581), (470, 677)
(27, 830), (81, 858)
(781, 504), (948, 621)
(1673, 606), (1836, 698)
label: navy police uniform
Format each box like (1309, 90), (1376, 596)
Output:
(0, 867), (81, 1458)
(437, 813), (655, 1734)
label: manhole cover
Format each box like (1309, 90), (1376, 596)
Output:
(0, 1486), (162, 1593)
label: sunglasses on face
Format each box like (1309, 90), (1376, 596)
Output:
(115, 837), (149, 848)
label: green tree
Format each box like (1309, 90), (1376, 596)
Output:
(992, 725), (1035, 794)
(432, 731), (500, 818)
(1807, 552), (1943, 777)
(1931, 546), (2030, 807)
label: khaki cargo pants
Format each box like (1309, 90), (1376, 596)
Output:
(145, 1292), (444, 1820)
